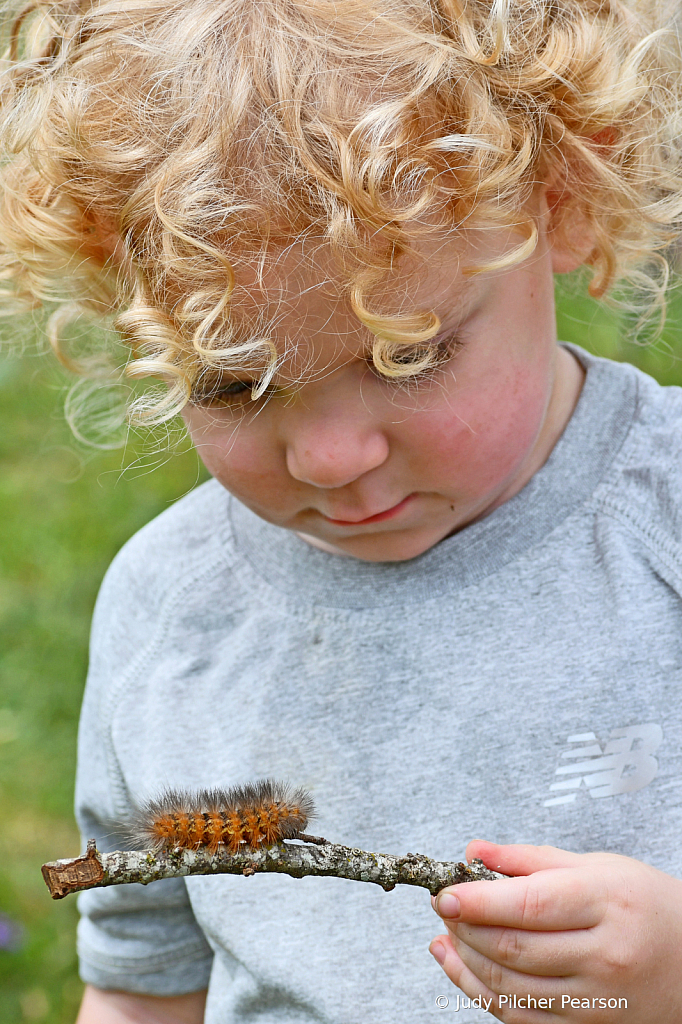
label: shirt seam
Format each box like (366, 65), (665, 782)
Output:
(587, 494), (682, 587)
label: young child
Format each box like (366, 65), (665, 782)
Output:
(2, 0), (682, 1021)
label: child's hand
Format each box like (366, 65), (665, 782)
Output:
(430, 841), (682, 1022)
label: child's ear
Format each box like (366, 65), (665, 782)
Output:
(542, 182), (597, 275)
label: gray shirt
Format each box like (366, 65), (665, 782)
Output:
(76, 345), (682, 1023)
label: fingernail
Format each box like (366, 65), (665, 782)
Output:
(436, 893), (461, 919)
(430, 940), (446, 965)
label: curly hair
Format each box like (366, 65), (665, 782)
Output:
(0, 0), (680, 422)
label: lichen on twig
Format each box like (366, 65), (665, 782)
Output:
(41, 837), (506, 900)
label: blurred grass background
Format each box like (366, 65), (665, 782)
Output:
(1, 283), (681, 1023)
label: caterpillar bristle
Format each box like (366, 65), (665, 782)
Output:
(129, 780), (315, 853)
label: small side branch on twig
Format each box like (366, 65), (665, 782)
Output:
(41, 838), (506, 900)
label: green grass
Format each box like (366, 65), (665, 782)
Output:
(0, 350), (208, 1024)
(0, 284), (681, 1023)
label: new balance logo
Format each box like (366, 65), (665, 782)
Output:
(544, 724), (663, 807)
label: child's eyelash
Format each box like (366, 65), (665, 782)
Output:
(127, 780), (315, 853)
(190, 379), (262, 407)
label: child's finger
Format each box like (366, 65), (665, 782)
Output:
(451, 931), (568, 1006)
(466, 840), (585, 876)
(450, 921), (591, 976)
(434, 869), (604, 931)
(429, 934), (555, 1023)
(429, 934), (499, 1014)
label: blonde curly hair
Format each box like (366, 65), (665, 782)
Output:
(0, 0), (681, 422)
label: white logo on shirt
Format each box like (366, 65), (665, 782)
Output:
(543, 724), (663, 807)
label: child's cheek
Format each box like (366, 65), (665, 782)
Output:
(411, 365), (549, 497)
(185, 414), (296, 516)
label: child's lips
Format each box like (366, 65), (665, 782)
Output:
(320, 494), (416, 526)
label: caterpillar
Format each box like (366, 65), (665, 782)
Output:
(129, 780), (315, 854)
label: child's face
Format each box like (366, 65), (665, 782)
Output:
(182, 224), (584, 562)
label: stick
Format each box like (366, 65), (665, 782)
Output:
(41, 838), (506, 900)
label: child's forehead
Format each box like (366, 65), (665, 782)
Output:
(229, 235), (476, 336)
(219, 238), (478, 383)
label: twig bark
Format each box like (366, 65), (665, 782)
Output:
(42, 838), (506, 900)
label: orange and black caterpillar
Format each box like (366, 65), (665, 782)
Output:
(129, 780), (315, 853)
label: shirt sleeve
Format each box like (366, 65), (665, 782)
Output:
(74, 537), (215, 995)
(77, 879), (214, 995)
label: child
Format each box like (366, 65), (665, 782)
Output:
(2, 0), (682, 1021)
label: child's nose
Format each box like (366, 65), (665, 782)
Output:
(284, 412), (389, 489)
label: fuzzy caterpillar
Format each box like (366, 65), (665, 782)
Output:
(129, 780), (315, 854)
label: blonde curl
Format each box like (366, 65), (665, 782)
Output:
(0, 0), (680, 423)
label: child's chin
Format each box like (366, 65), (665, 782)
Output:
(331, 527), (445, 562)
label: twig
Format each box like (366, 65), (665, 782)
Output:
(41, 838), (506, 900)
